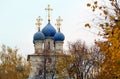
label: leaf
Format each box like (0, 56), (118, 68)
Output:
(103, 10), (108, 15)
(99, 24), (104, 28)
(87, 3), (91, 7)
(85, 23), (91, 28)
(105, 16), (107, 20)
(105, 23), (109, 27)
(110, 0), (114, 1)
(94, 1), (97, 4)
(99, 6), (102, 9)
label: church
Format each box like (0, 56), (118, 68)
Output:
(27, 5), (65, 79)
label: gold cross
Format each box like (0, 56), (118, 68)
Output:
(56, 16), (63, 31)
(45, 5), (53, 22)
(35, 16), (42, 31)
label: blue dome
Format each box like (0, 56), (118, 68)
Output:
(33, 31), (45, 44)
(42, 23), (56, 38)
(54, 31), (65, 42)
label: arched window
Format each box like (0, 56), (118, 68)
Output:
(48, 41), (50, 49)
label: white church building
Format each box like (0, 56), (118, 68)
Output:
(27, 5), (65, 79)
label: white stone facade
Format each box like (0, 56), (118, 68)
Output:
(27, 38), (64, 79)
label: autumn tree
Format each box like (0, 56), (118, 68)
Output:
(0, 45), (30, 79)
(86, 0), (120, 79)
(56, 40), (102, 79)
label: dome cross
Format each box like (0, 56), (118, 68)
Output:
(36, 16), (43, 31)
(45, 5), (53, 22)
(56, 16), (63, 31)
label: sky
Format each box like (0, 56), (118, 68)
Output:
(0, 0), (101, 56)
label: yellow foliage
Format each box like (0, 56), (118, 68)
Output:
(0, 45), (30, 79)
(110, 15), (115, 20)
(86, 0), (120, 78)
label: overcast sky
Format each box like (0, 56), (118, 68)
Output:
(0, 0), (101, 56)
